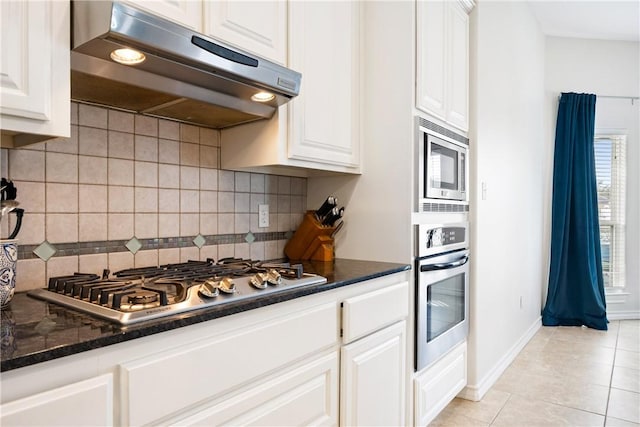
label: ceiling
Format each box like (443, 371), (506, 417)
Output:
(527, 1), (640, 42)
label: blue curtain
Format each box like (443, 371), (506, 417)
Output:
(542, 92), (608, 330)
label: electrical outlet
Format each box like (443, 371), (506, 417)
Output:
(258, 204), (269, 228)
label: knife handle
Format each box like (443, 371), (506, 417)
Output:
(322, 206), (345, 226)
(316, 196), (337, 219)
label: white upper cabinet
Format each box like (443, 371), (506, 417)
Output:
(447, 3), (470, 131)
(416, 0), (471, 133)
(204, 0), (287, 64)
(220, 1), (361, 175)
(0, 1), (70, 147)
(124, 1), (286, 63)
(287, 0), (360, 171)
(416, 1), (447, 122)
(123, 0), (202, 30)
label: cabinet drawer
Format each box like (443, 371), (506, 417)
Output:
(0, 374), (113, 426)
(120, 302), (338, 426)
(414, 341), (467, 426)
(175, 352), (338, 426)
(342, 281), (408, 343)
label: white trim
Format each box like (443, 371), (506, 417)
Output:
(456, 0), (475, 14)
(457, 317), (541, 402)
(606, 291), (631, 296)
(607, 311), (640, 320)
(607, 295), (630, 305)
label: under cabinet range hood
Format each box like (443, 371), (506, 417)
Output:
(71, 1), (301, 128)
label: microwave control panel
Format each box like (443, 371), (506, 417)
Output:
(417, 223), (468, 257)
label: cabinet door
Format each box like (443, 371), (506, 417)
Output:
(414, 341), (467, 426)
(0, 374), (113, 426)
(175, 352), (339, 426)
(416, 0), (447, 122)
(288, 1), (360, 171)
(447, 3), (469, 131)
(122, 0), (201, 30)
(416, 1), (469, 133)
(120, 302), (338, 426)
(204, 1), (286, 64)
(341, 321), (406, 427)
(0, 0), (70, 146)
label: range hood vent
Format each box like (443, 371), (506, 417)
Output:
(71, 1), (301, 129)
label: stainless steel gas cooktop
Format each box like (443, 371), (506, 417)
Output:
(28, 258), (327, 325)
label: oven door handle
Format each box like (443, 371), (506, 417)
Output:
(420, 255), (469, 272)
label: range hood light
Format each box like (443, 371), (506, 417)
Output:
(110, 48), (146, 65)
(251, 92), (276, 102)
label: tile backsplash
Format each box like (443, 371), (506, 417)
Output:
(0, 102), (306, 292)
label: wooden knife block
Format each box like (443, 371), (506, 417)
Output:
(284, 211), (336, 261)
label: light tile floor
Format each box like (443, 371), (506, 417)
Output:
(430, 320), (640, 427)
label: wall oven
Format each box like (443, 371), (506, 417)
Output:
(416, 117), (469, 211)
(415, 222), (469, 371)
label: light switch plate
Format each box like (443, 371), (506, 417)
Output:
(258, 204), (269, 228)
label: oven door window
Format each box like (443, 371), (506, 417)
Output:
(426, 273), (465, 342)
(428, 142), (459, 191)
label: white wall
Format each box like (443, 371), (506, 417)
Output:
(464, 0), (547, 400)
(307, 1), (415, 264)
(545, 37), (640, 319)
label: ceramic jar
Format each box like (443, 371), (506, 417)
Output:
(0, 239), (18, 307)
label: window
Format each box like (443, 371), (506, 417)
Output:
(594, 135), (626, 288)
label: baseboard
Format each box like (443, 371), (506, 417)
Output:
(458, 316), (541, 401)
(607, 311), (640, 320)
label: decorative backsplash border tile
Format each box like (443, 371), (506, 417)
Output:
(17, 231), (290, 260)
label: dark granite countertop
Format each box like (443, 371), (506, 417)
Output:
(1, 259), (410, 372)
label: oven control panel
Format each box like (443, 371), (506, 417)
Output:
(417, 222), (468, 257)
(427, 227), (464, 248)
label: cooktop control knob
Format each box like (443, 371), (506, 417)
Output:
(198, 280), (220, 298)
(250, 273), (268, 289)
(218, 277), (236, 294)
(266, 269), (282, 286)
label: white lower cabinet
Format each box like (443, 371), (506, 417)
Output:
(0, 374), (113, 426)
(0, 271), (411, 426)
(414, 341), (467, 426)
(120, 302), (338, 426)
(339, 280), (409, 426)
(341, 321), (407, 427)
(341, 281), (409, 343)
(176, 351), (339, 426)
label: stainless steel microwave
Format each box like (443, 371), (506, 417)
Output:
(416, 118), (469, 208)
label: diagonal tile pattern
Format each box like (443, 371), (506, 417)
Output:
(430, 320), (640, 427)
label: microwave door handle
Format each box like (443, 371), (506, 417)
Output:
(420, 255), (469, 272)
